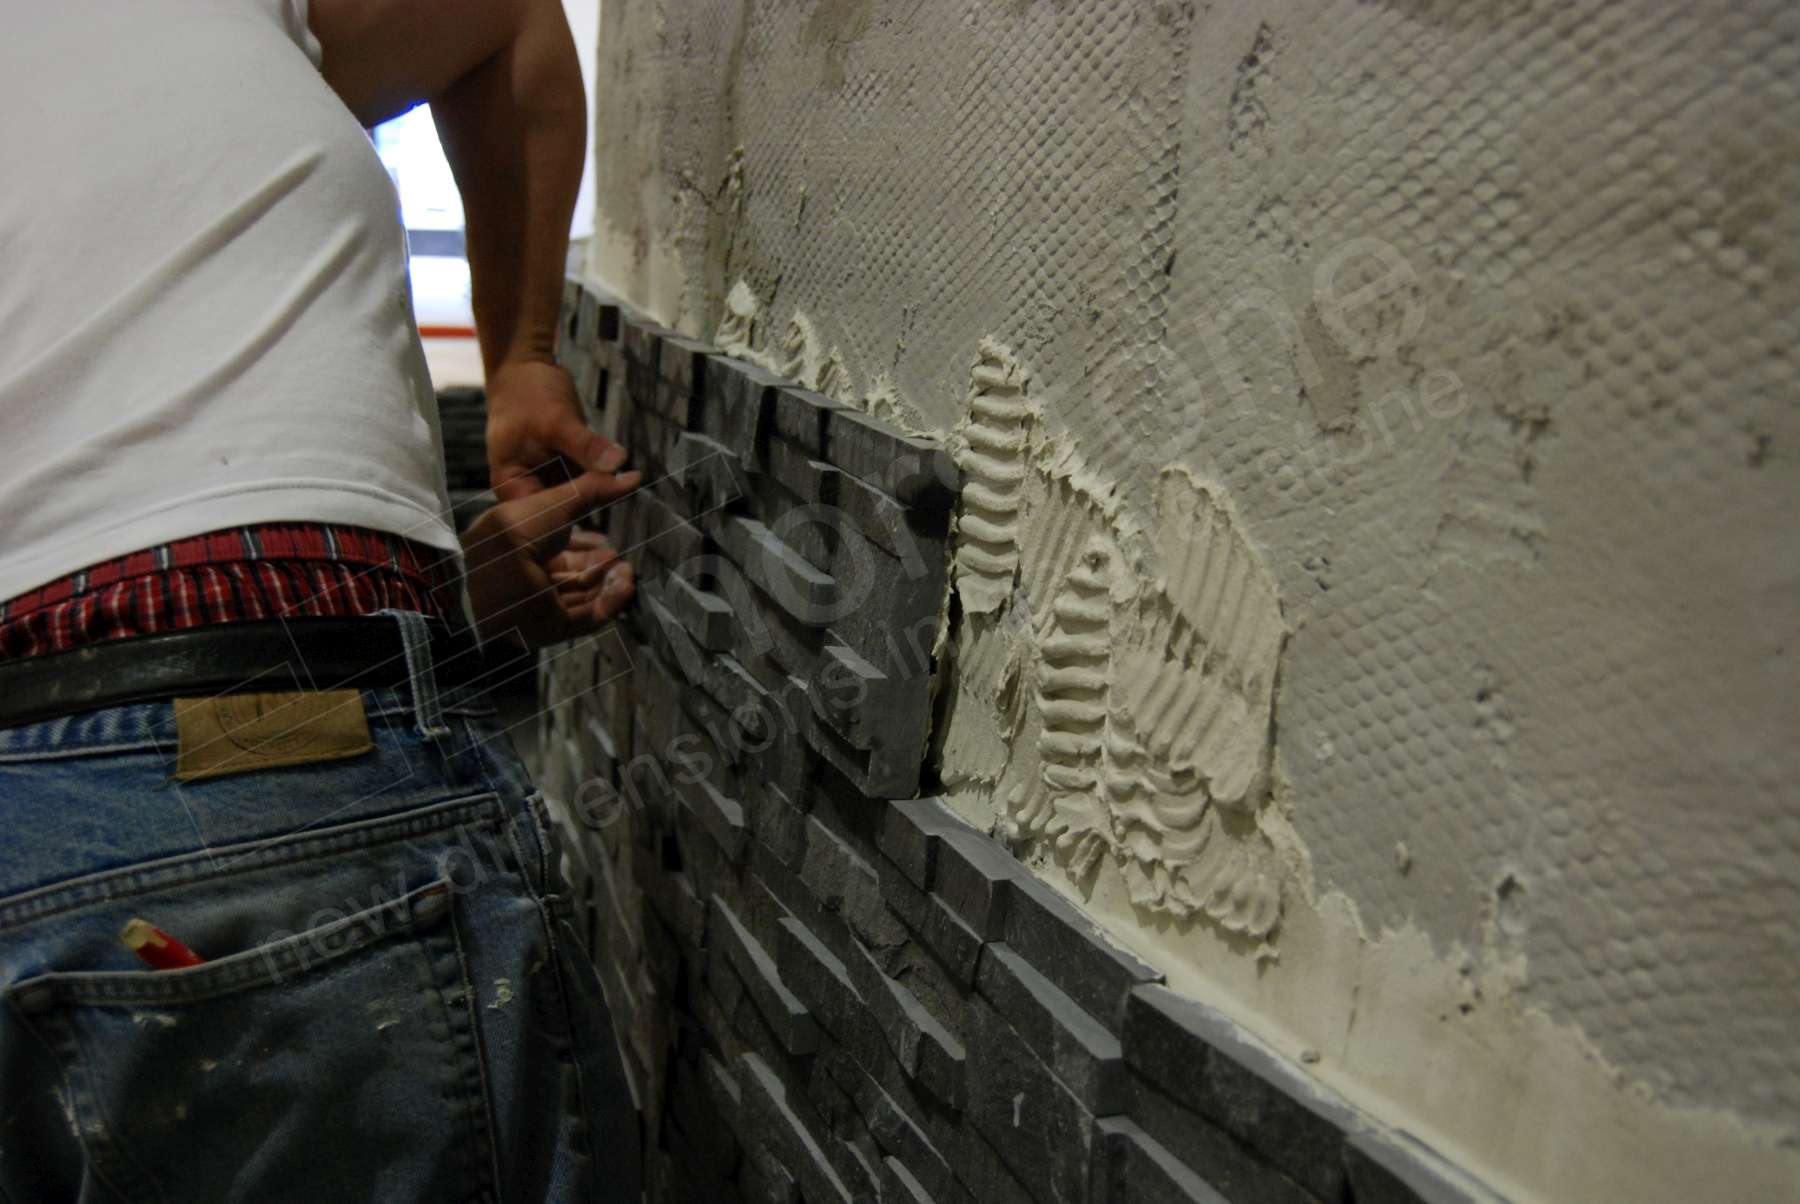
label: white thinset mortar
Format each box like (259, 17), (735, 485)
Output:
(586, 0), (1800, 1199)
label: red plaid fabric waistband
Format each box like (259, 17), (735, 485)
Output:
(0, 523), (458, 661)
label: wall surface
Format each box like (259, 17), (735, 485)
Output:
(582, 2), (1800, 1200)
(542, 282), (1522, 1204)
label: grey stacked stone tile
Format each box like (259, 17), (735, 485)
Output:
(976, 942), (1126, 1116)
(1002, 870), (1165, 1037)
(1123, 986), (1355, 1203)
(534, 279), (1508, 1204)
(1339, 1131), (1503, 1204)
(740, 1052), (858, 1204)
(874, 856), (983, 989)
(966, 994), (1102, 1204)
(1091, 1117), (1232, 1204)
(713, 894), (823, 1058)
(435, 384), (490, 495)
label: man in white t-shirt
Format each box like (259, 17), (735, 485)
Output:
(0, 2), (642, 1199)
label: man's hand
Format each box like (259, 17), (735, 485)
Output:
(462, 464), (641, 649)
(486, 359), (629, 502)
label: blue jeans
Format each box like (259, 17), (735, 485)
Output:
(0, 620), (637, 1203)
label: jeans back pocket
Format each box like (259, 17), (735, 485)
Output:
(6, 879), (499, 1204)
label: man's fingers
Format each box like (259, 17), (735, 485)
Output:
(490, 431), (632, 504)
(553, 412), (624, 476)
(577, 552), (623, 583)
(554, 562), (636, 632)
(596, 563), (636, 617)
(487, 471), (609, 560)
(540, 471), (616, 531)
(598, 469), (643, 499)
(490, 462), (547, 504)
(564, 528), (610, 551)
(553, 529), (622, 563)
(547, 545), (621, 584)
(588, 562), (636, 623)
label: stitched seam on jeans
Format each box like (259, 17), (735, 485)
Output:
(11, 882), (454, 1010)
(0, 739), (175, 764)
(540, 900), (606, 1186)
(0, 793), (505, 932)
(0, 700), (493, 764)
(13, 1003), (167, 1203)
(441, 896), (504, 1201)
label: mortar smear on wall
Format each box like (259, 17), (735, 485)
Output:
(940, 344), (1294, 942)
(706, 300), (1298, 939)
(950, 340), (1032, 616)
(715, 280), (845, 397)
(716, 278), (900, 417)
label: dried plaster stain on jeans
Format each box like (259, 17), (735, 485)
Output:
(130, 1011), (180, 1029)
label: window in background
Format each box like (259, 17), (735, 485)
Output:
(372, 105), (474, 336)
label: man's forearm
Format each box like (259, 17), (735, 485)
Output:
(308, 0), (623, 501)
(432, 0), (585, 375)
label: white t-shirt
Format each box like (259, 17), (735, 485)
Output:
(0, 0), (460, 602)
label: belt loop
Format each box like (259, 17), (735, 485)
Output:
(377, 609), (451, 739)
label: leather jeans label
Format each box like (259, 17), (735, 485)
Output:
(174, 690), (373, 782)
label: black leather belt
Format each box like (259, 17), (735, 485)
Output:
(0, 618), (492, 730)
